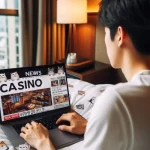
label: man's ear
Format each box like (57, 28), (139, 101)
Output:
(116, 26), (126, 47)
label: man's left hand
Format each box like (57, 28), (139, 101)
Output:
(20, 121), (55, 150)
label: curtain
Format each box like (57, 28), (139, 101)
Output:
(19, 0), (66, 67)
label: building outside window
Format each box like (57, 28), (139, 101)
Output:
(0, 0), (21, 69)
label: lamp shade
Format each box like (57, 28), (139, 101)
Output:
(57, 0), (87, 24)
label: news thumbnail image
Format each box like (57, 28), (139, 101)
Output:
(1, 88), (52, 115)
(59, 78), (66, 86)
(53, 94), (69, 104)
(51, 80), (59, 87)
(51, 78), (66, 87)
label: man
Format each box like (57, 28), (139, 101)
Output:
(20, 0), (150, 149)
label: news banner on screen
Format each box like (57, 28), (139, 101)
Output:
(0, 65), (69, 122)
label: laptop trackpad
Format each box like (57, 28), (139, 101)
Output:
(49, 128), (80, 148)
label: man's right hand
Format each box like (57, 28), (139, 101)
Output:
(56, 112), (87, 135)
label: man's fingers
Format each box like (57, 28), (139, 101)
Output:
(58, 125), (73, 133)
(56, 112), (77, 124)
(31, 121), (38, 126)
(56, 114), (69, 124)
(39, 123), (47, 130)
(25, 123), (32, 129)
(56, 117), (63, 124)
(20, 132), (26, 139)
(21, 127), (27, 133)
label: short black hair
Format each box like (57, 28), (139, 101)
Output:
(99, 0), (150, 55)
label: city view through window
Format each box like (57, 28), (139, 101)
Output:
(0, 0), (21, 69)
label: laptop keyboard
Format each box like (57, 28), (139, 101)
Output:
(13, 113), (62, 134)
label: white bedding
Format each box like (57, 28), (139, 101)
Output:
(0, 78), (112, 150)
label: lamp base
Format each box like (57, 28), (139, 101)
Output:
(56, 58), (94, 71)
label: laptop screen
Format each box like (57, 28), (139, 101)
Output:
(0, 64), (70, 122)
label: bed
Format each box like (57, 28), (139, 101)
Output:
(0, 78), (112, 150)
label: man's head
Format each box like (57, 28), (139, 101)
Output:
(98, 0), (150, 68)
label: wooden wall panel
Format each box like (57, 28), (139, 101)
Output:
(73, 13), (98, 60)
(69, 0), (99, 60)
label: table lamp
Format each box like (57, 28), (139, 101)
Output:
(57, 0), (87, 60)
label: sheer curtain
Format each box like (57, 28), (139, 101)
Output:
(19, 0), (66, 67)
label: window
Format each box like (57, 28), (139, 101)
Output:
(15, 27), (18, 33)
(16, 36), (19, 43)
(0, 0), (18, 9)
(16, 56), (19, 62)
(16, 46), (19, 54)
(0, 0), (21, 69)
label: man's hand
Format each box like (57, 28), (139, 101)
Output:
(20, 121), (55, 150)
(56, 112), (87, 134)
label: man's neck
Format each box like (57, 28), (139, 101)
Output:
(122, 56), (150, 81)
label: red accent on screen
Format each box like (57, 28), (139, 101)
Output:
(10, 113), (20, 119)
(4, 115), (11, 121)
(4, 113), (20, 121)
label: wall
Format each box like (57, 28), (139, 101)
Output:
(74, 0), (109, 62)
(87, 0), (110, 64)
(74, 13), (97, 60)
(73, 0), (99, 60)
(95, 23), (110, 64)
(87, 0), (99, 12)
(75, 0), (126, 82)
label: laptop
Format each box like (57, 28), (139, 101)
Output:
(0, 63), (83, 149)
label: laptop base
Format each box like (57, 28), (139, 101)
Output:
(1, 123), (83, 149)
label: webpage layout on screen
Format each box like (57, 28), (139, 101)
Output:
(0, 65), (69, 122)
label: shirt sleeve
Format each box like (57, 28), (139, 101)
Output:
(80, 87), (133, 150)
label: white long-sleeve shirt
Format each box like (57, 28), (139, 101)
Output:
(81, 70), (150, 150)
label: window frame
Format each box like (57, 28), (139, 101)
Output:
(0, 6), (20, 68)
(0, 9), (18, 16)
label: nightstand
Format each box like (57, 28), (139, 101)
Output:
(56, 60), (117, 84)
